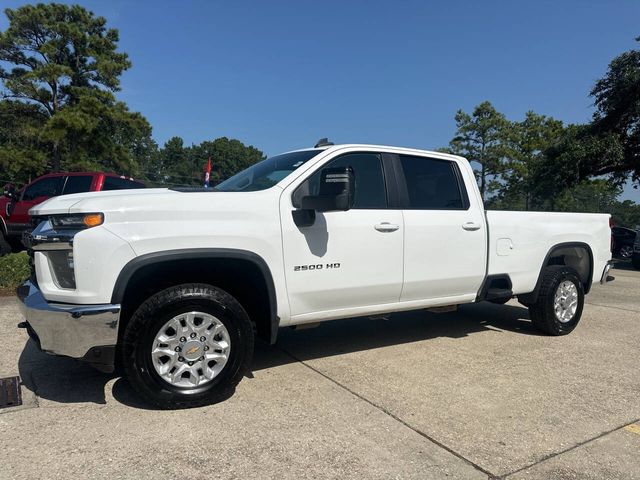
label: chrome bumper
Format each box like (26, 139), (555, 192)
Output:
(16, 281), (121, 360)
(600, 261), (615, 285)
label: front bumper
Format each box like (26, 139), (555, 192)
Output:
(17, 281), (120, 371)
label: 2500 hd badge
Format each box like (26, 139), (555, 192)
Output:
(294, 263), (341, 271)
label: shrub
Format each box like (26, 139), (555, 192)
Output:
(0, 252), (30, 290)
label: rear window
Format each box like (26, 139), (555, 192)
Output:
(399, 155), (467, 210)
(102, 176), (145, 191)
(63, 175), (93, 195)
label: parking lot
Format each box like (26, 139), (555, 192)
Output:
(0, 263), (638, 480)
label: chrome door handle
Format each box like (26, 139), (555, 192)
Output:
(374, 222), (400, 232)
(462, 222), (481, 231)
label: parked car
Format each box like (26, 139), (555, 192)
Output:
(17, 143), (613, 408)
(0, 172), (145, 255)
(611, 226), (637, 259)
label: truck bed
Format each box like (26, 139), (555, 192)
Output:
(486, 210), (611, 295)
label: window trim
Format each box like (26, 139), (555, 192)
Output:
(395, 154), (470, 211)
(291, 151), (393, 210)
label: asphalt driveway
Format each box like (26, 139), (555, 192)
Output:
(1, 263), (638, 479)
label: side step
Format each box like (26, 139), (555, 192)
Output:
(485, 288), (513, 301)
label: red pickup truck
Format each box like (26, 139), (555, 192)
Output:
(1, 172), (144, 254)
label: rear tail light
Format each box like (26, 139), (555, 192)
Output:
(609, 217), (614, 252)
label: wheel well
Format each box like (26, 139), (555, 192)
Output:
(519, 243), (593, 304)
(545, 245), (592, 293)
(117, 256), (275, 343)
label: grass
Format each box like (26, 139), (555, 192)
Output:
(0, 252), (29, 295)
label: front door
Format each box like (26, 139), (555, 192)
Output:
(8, 176), (65, 235)
(281, 152), (404, 320)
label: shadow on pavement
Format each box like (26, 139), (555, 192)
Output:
(18, 301), (535, 409)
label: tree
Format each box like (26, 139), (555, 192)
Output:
(530, 124), (624, 207)
(500, 112), (564, 209)
(590, 36), (640, 185)
(0, 3), (153, 177)
(147, 136), (265, 187)
(447, 101), (509, 200)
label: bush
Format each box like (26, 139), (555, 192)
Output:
(0, 252), (29, 290)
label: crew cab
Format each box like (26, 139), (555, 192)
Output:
(17, 143), (614, 409)
(1, 172), (144, 255)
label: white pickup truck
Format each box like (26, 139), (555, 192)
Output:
(18, 142), (614, 408)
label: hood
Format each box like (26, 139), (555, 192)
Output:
(30, 188), (177, 216)
(29, 187), (280, 226)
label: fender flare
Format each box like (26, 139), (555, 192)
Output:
(519, 241), (594, 304)
(111, 248), (279, 343)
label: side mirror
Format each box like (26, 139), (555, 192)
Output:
(3, 184), (18, 201)
(301, 166), (355, 212)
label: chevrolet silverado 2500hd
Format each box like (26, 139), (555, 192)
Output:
(17, 143), (614, 408)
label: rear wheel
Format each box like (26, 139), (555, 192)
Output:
(529, 266), (584, 336)
(122, 283), (254, 409)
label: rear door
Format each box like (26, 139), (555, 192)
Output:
(280, 151), (404, 319)
(62, 175), (95, 195)
(396, 154), (486, 301)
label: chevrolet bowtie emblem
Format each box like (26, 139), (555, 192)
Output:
(186, 346), (200, 355)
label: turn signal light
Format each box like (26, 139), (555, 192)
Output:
(83, 214), (104, 228)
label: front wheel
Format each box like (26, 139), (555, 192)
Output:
(528, 266), (584, 336)
(122, 284), (254, 409)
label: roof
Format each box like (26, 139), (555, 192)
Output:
(283, 143), (467, 162)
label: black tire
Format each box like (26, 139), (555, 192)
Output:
(529, 266), (584, 336)
(632, 254), (640, 271)
(121, 283), (254, 409)
(0, 231), (11, 256)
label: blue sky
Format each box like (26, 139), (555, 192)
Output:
(2, 0), (639, 200)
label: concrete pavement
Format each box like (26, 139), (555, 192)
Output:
(0, 263), (638, 479)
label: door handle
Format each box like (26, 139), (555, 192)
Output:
(462, 222), (481, 231)
(374, 222), (400, 232)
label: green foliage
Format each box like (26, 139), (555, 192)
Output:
(501, 112), (564, 209)
(590, 37), (640, 185)
(0, 252), (29, 289)
(447, 101), (509, 200)
(147, 136), (265, 187)
(0, 3), (154, 181)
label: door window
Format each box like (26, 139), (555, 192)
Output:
(63, 175), (93, 195)
(293, 153), (387, 209)
(22, 177), (64, 201)
(102, 176), (145, 190)
(399, 155), (467, 210)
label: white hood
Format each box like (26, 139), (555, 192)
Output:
(30, 188), (178, 215)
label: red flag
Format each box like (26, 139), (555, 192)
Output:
(204, 157), (211, 188)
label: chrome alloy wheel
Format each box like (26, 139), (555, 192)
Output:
(553, 281), (578, 323)
(619, 245), (633, 259)
(151, 311), (231, 388)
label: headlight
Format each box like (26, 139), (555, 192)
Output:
(49, 213), (104, 229)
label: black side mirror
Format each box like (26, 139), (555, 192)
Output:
(3, 184), (18, 201)
(301, 166), (354, 212)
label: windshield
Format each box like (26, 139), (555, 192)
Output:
(215, 149), (324, 192)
